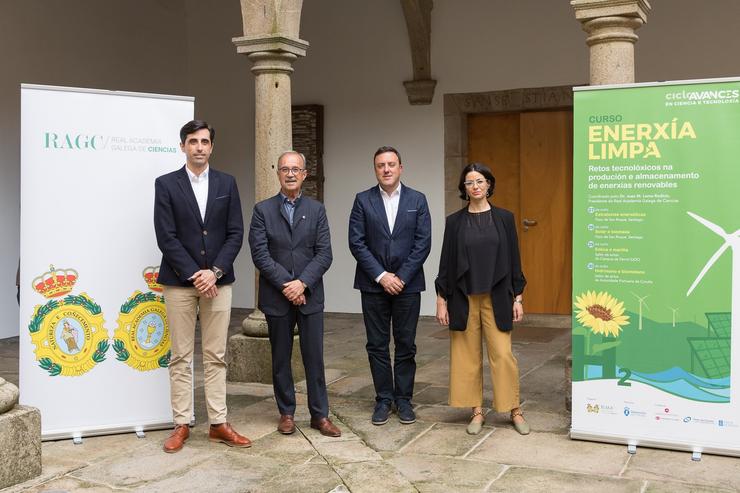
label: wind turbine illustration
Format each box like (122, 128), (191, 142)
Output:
(632, 293), (649, 330)
(668, 307), (679, 328)
(685, 211), (739, 403)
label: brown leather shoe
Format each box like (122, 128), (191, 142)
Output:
(278, 414), (295, 435)
(310, 417), (341, 437)
(209, 422), (252, 448)
(163, 424), (190, 453)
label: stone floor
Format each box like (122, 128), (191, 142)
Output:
(1, 309), (739, 492)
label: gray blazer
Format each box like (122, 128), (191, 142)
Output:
(248, 193), (332, 316)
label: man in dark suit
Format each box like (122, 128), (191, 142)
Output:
(248, 151), (340, 437)
(154, 120), (250, 453)
(348, 146), (431, 425)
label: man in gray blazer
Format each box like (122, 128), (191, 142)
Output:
(248, 151), (340, 437)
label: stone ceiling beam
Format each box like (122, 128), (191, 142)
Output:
(400, 0), (437, 105)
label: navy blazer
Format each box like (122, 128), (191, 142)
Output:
(153, 166), (244, 286)
(248, 194), (332, 316)
(348, 184), (431, 293)
(435, 206), (526, 332)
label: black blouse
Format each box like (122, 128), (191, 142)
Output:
(464, 210), (499, 295)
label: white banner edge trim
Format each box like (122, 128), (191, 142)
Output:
(20, 83), (194, 102)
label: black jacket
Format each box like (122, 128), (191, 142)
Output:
(435, 205), (526, 331)
(154, 166), (244, 286)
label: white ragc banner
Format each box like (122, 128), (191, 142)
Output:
(20, 84), (193, 439)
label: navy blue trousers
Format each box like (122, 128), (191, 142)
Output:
(361, 291), (420, 405)
(266, 308), (329, 419)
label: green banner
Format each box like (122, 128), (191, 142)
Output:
(572, 79), (740, 455)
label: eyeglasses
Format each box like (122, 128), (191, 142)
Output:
(278, 167), (306, 175)
(463, 179), (487, 188)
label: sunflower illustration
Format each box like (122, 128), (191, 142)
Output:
(574, 291), (630, 338)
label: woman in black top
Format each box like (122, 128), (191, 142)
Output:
(435, 163), (528, 435)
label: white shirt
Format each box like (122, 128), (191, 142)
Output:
(379, 182), (401, 233)
(186, 164), (209, 221)
(375, 183), (402, 283)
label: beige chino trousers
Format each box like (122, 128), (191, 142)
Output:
(163, 284), (232, 425)
(449, 293), (520, 412)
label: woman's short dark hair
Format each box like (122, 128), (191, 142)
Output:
(458, 162), (495, 200)
(180, 120), (215, 144)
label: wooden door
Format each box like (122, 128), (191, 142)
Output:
(468, 110), (573, 314)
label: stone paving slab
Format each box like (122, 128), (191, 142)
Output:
(225, 381), (275, 397)
(644, 479), (736, 493)
(386, 453), (504, 492)
(331, 413), (428, 452)
(247, 429), (318, 463)
(129, 452), (280, 493)
(252, 463), (345, 493)
(334, 461), (417, 493)
(70, 439), (217, 489)
(401, 422), (492, 457)
(412, 385), (449, 405)
(314, 438), (384, 465)
(485, 410), (570, 434)
(622, 446), (740, 491)
(414, 358), (451, 387)
(414, 404), (475, 425)
(468, 428), (630, 476)
(327, 375), (375, 397)
(14, 476), (125, 492)
(488, 466), (643, 493)
(225, 397), (286, 441)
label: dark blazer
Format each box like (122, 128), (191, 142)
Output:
(154, 166), (244, 286)
(248, 194), (332, 316)
(348, 184), (431, 293)
(435, 205), (526, 332)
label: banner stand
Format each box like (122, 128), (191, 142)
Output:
(571, 77), (740, 457)
(20, 84), (194, 439)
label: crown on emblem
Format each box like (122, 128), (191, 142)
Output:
(32, 265), (78, 298)
(142, 266), (162, 292)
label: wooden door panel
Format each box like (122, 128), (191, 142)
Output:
(520, 110), (573, 314)
(468, 113), (521, 223)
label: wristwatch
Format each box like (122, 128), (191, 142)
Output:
(211, 266), (224, 280)
(514, 298), (523, 305)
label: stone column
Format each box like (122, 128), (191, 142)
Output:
(571, 0), (651, 85)
(227, 36), (308, 383)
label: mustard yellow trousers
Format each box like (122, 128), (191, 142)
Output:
(449, 293), (520, 412)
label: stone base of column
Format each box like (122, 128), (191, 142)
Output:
(227, 333), (305, 384)
(0, 405), (41, 489)
(565, 354), (573, 412)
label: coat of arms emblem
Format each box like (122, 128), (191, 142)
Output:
(28, 266), (109, 376)
(113, 266), (170, 371)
